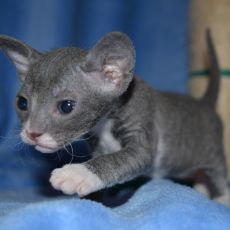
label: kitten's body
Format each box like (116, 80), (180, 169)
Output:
(88, 78), (225, 185)
(0, 31), (228, 206)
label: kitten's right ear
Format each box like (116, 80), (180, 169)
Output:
(0, 35), (41, 81)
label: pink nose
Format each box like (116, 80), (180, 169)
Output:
(26, 131), (42, 141)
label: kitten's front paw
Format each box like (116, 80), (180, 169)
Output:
(50, 164), (104, 197)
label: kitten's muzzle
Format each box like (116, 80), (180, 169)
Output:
(26, 131), (42, 141)
(21, 128), (60, 153)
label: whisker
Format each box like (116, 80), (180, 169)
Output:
(0, 134), (20, 140)
(0, 127), (22, 142)
(67, 132), (96, 143)
(56, 151), (62, 162)
(63, 143), (74, 164)
(14, 141), (25, 151)
(12, 128), (23, 135)
(78, 134), (94, 141)
(62, 142), (91, 160)
(69, 142), (74, 164)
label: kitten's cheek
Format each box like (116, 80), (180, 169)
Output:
(20, 130), (35, 145)
(49, 164), (104, 196)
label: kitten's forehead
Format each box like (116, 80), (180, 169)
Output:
(24, 47), (87, 96)
(32, 47), (86, 78)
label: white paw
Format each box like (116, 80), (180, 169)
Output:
(194, 183), (211, 198)
(213, 188), (230, 208)
(50, 164), (104, 197)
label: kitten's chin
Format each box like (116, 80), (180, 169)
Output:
(35, 145), (59, 153)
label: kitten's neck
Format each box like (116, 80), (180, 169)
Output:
(109, 77), (137, 115)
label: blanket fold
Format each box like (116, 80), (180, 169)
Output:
(0, 180), (229, 230)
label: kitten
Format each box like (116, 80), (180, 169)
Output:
(0, 30), (229, 206)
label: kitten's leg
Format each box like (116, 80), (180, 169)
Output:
(50, 163), (104, 196)
(193, 170), (211, 197)
(206, 169), (230, 207)
(194, 183), (211, 197)
(193, 164), (229, 207)
(50, 143), (153, 197)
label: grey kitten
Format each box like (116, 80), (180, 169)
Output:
(0, 30), (229, 206)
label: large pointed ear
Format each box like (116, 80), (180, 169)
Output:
(80, 32), (135, 96)
(0, 35), (41, 81)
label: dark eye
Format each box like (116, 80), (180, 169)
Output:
(58, 100), (76, 114)
(17, 96), (28, 111)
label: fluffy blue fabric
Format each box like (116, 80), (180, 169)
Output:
(0, 180), (229, 230)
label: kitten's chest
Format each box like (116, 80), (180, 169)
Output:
(94, 118), (122, 154)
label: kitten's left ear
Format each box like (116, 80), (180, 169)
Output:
(80, 32), (136, 96)
(0, 35), (41, 81)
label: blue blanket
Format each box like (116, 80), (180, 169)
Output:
(0, 180), (229, 230)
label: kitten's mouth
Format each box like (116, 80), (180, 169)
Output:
(35, 144), (60, 153)
(21, 128), (61, 153)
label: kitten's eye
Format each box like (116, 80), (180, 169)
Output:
(58, 100), (76, 114)
(17, 96), (28, 111)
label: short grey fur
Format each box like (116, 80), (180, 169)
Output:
(0, 30), (228, 205)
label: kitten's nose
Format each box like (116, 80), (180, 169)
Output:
(26, 131), (42, 141)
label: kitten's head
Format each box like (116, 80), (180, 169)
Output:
(0, 32), (135, 153)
